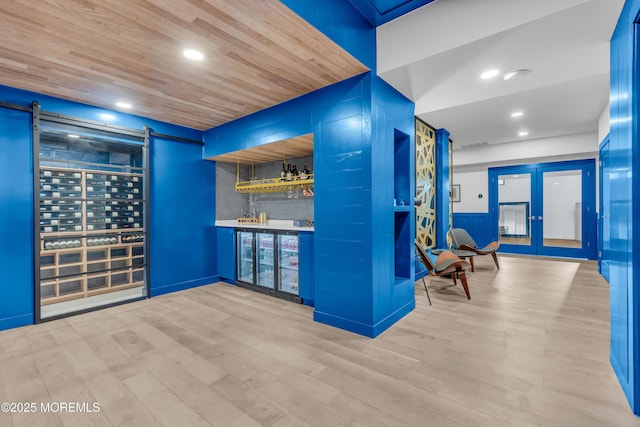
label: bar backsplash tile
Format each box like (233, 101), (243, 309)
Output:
(215, 155), (313, 221)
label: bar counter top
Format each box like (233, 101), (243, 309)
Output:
(215, 219), (314, 232)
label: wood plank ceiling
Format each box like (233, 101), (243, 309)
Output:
(0, 0), (368, 130)
(208, 133), (313, 165)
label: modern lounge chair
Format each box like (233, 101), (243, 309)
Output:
(414, 239), (472, 300)
(414, 246), (432, 305)
(450, 228), (500, 270)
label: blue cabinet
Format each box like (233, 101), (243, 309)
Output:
(299, 232), (314, 306)
(216, 227), (236, 282)
(217, 226), (314, 306)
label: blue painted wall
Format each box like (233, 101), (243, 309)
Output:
(0, 85), (215, 328)
(313, 76), (377, 336)
(609, 0), (639, 413)
(0, 86), (203, 140)
(205, 75), (366, 157)
(0, 107), (35, 330)
(149, 137), (217, 297)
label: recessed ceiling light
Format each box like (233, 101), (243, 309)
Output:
(115, 102), (132, 109)
(504, 69), (532, 81)
(67, 134), (80, 138)
(183, 49), (204, 60)
(480, 69), (500, 79)
(518, 131), (529, 137)
(511, 111), (524, 118)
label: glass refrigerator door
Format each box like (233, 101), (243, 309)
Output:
(278, 234), (299, 295)
(256, 232), (275, 289)
(237, 231), (254, 284)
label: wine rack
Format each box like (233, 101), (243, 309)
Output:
(39, 167), (145, 305)
(235, 175), (314, 194)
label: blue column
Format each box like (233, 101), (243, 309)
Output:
(435, 128), (451, 249)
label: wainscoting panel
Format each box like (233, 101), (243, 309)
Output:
(452, 213), (493, 248)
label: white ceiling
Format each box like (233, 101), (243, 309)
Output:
(377, 0), (624, 150)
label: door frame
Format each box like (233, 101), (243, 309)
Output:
(598, 135), (610, 280)
(488, 159), (597, 259)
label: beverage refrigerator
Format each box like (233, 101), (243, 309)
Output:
(236, 229), (300, 302)
(278, 234), (299, 295)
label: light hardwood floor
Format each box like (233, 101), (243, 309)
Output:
(1, 255), (639, 426)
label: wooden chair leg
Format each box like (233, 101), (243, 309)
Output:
(469, 256), (475, 272)
(491, 252), (500, 269)
(458, 270), (471, 300)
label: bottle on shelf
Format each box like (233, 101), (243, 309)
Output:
(291, 165), (298, 180)
(280, 163), (286, 181)
(300, 165), (308, 180)
(286, 164), (292, 181)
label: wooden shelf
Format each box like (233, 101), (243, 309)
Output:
(235, 175), (314, 194)
(40, 242), (144, 305)
(39, 166), (146, 306)
(40, 244), (145, 301)
(394, 205), (412, 213)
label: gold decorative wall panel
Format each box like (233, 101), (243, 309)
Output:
(415, 119), (436, 248)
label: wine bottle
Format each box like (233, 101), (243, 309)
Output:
(280, 163), (286, 181)
(286, 163), (292, 181)
(300, 165), (308, 180)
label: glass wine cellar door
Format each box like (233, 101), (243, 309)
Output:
(36, 115), (148, 320)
